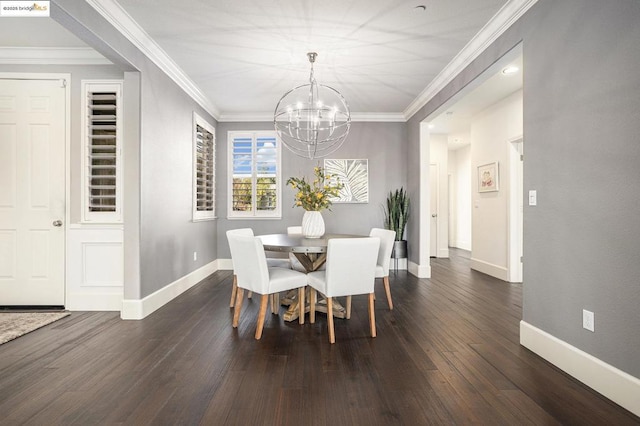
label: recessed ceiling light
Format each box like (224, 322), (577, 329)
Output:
(502, 65), (519, 75)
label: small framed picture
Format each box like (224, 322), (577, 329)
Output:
(478, 162), (499, 192)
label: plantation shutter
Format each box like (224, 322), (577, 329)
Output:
(82, 81), (122, 222)
(193, 115), (216, 220)
(255, 135), (277, 212)
(231, 135), (253, 213)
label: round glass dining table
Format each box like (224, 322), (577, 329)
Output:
(258, 233), (362, 321)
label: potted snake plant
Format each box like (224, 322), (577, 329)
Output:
(383, 187), (410, 260)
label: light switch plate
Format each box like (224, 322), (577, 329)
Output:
(528, 190), (537, 206)
(583, 309), (595, 332)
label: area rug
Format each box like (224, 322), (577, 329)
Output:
(0, 312), (70, 345)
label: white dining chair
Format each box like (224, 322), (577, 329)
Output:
(227, 228), (291, 309)
(370, 228), (396, 310)
(307, 237), (380, 344)
(227, 231), (308, 339)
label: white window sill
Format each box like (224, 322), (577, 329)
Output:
(226, 216), (282, 220)
(192, 217), (218, 222)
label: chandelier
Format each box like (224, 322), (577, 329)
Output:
(274, 52), (351, 159)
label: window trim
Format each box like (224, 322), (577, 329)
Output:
(80, 80), (123, 224)
(227, 130), (282, 219)
(192, 112), (216, 221)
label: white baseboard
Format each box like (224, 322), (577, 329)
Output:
(121, 260), (219, 320)
(438, 248), (449, 258)
(520, 321), (640, 417)
(408, 260), (431, 278)
(470, 257), (508, 281)
(67, 291), (123, 311)
(453, 241), (471, 251)
(218, 258), (233, 270)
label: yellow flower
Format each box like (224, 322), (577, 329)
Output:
(287, 165), (342, 211)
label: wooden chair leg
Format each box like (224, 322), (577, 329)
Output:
(232, 288), (244, 328)
(327, 297), (335, 344)
(368, 293), (376, 338)
(230, 274), (238, 308)
(310, 288), (316, 324)
(345, 295), (352, 319)
(255, 294), (269, 340)
(270, 292), (280, 316)
(383, 276), (393, 310)
(298, 287), (305, 325)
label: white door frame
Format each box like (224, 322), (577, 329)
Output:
(429, 163), (438, 257)
(1, 72), (71, 305)
(507, 136), (523, 283)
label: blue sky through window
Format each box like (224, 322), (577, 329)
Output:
(233, 136), (276, 176)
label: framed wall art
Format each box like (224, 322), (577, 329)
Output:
(323, 159), (369, 203)
(478, 162), (499, 192)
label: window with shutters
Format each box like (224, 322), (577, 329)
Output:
(227, 131), (281, 218)
(81, 81), (122, 223)
(193, 113), (216, 220)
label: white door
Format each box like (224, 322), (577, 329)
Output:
(0, 79), (66, 306)
(430, 163), (438, 257)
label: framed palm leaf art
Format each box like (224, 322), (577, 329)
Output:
(323, 159), (369, 203)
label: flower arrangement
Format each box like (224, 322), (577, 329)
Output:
(286, 166), (343, 211)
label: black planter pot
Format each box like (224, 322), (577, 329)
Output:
(391, 240), (407, 259)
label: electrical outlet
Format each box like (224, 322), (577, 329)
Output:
(583, 309), (594, 332)
(193, 251), (197, 261)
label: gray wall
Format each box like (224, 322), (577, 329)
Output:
(407, 0), (640, 378)
(138, 63), (218, 297)
(216, 121), (407, 258)
(52, 0), (219, 299)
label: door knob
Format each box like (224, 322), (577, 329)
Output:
(53, 220), (63, 227)
(431, 214), (437, 218)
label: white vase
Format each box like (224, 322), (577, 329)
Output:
(302, 210), (325, 238)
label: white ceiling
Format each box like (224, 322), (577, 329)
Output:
(114, 0), (506, 116)
(0, 17), (88, 47)
(428, 53), (523, 148)
(0, 0), (521, 120)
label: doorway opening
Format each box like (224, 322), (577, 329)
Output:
(421, 44), (523, 282)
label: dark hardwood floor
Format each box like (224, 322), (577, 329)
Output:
(1, 249), (638, 425)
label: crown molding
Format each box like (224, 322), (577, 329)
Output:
(403, 0), (538, 120)
(0, 47), (111, 65)
(351, 112), (406, 122)
(218, 113), (273, 123)
(86, 0), (220, 120)
(218, 112), (406, 123)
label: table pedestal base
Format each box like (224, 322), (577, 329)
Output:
(281, 288), (346, 322)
